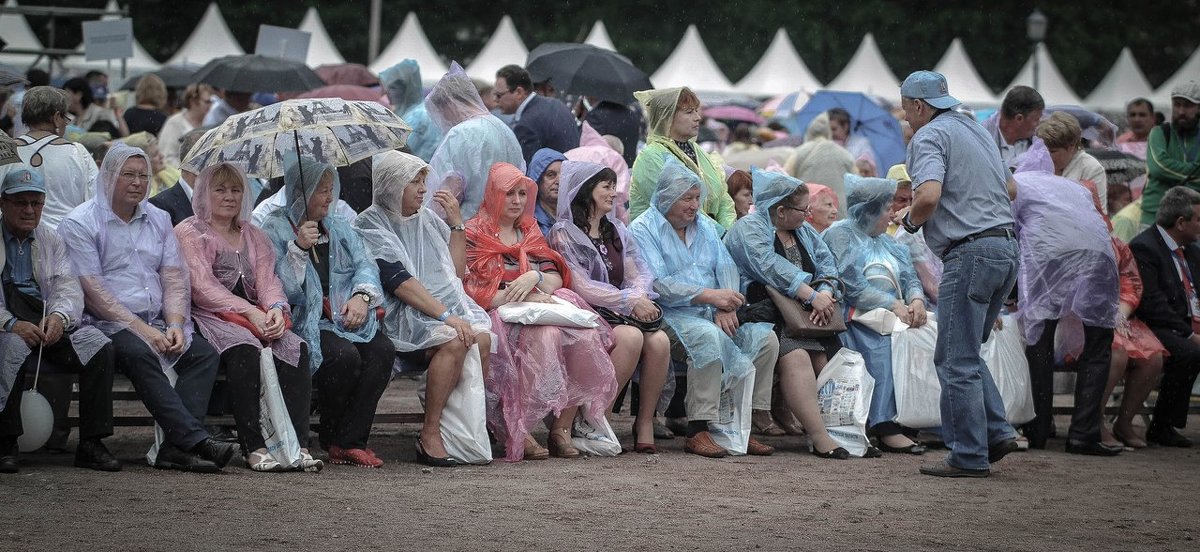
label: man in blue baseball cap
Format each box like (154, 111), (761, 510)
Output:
(893, 70), (1021, 478)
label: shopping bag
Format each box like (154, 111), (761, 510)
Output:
(259, 347), (302, 468)
(891, 319), (942, 428)
(497, 296), (600, 328)
(708, 370), (754, 455)
(815, 349), (874, 457)
(981, 316), (1036, 425)
(439, 345), (493, 464)
(571, 408), (622, 457)
(853, 307), (903, 335)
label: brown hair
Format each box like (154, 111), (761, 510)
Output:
(134, 74), (168, 110)
(676, 88), (701, 111)
(726, 169), (751, 198)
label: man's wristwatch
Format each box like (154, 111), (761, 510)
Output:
(902, 212), (922, 234)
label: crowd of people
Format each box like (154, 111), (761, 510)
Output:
(0, 57), (1197, 479)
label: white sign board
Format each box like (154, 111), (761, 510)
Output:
(82, 18), (134, 62)
(255, 25), (311, 63)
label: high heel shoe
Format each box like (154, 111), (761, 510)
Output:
(547, 429), (580, 459)
(415, 438), (458, 468)
(810, 446), (851, 460)
(631, 426), (657, 454)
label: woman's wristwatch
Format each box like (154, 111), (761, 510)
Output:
(449, 223), (466, 232)
(354, 291), (372, 304)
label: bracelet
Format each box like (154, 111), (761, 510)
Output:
(437, 310), (451, 322)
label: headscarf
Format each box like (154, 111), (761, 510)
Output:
(464, 162), (572, 308)
(526, 147), (565, 184)
(190, 162), (255, 224)
(424, 62), (489, 133)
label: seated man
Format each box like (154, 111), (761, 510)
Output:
(58, 143), (234, 473)
(1129, 186), (1200, 447)
(0, 167), (117, 473)
(629, 156), (779, 458)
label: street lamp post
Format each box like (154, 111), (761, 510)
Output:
(1026, 9), (1048, 91)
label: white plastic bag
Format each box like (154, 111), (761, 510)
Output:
(816, 349), (874, 457)
(259, 347), (302, 468)
(497, 296), (599, 328)
(571, 409), (622, 457)
(853, 307), (903, 335)
(708, 371), (754, 455)
(891, 319), (942, 429)
(439, 345), (493, 464)
(981, 316), (1036, 425)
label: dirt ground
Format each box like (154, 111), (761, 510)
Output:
(4, 378), (1199, 552)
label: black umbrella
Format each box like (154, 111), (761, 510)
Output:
(120, 65), (199, 90)
(192, 54), (324, 93)
(525, 43), (651, 104)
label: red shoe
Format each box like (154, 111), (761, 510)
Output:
(329, 446), (383, 468)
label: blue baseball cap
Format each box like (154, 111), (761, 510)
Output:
(900, 70), (961, 109)
(1, 167), (46, 196)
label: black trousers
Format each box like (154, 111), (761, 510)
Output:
(315, 329), (393, 450)
(222, 344), (311, 453)
(1149, 328), (1200, 429)
(0, 337), (115, 442)
(111, 330), (219, 450)
(1024, 319), (1113, 447)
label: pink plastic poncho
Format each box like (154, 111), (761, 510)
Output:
(565, 122), (631, 223)
(57, 143), (192, 372)
(173, 163), (305, 367)
(1012, 142), (1119, 344)
(547, 160), (656, 316)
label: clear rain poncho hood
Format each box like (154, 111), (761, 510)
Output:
(821, 173), (924, 311)
(546, 160), (656, 315)
(424, 62), (489, 134)
(353, 150), (492, 352)
(566, 121), (631, 223)
(1011, 141), (1118, 343)
(381, 59), (442, 161)
(723, 169), (839, 298)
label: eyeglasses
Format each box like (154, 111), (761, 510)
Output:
(782, 204), (811, 216)
(119, 171), (151, 183)
(493, 88), (512, 100)
(4, 199), (44, 210)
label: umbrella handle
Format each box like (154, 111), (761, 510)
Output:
(292, 129), (320, 265)
(31, 300), (47, 391)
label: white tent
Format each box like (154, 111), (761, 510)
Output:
(369, 12), (447, 83)
(166, 3), (245, 67)
(583, 21), (615, 51)
(298, 7), (345, 67)
(1003, 42), (1082, 106)
(1085, 48), (1154, 113)
(650, 25), (734, 94)
(826, 33), (900, 97)
(0, 0), (45, 69)
(933, 38), (996, 107)
(1153, 46), (1200, 111)
(465, 15), (527, 82)
(734, 28), (821, 97)
(64, 0), (161, 76)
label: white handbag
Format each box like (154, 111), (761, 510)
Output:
(497, 296), (600, 328)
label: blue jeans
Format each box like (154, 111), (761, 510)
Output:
(935, 235), (1019, 470)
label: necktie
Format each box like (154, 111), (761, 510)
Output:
(1173, 248), (1200, 332)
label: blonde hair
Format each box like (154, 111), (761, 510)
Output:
(134, 74), (168, 110)
(181, 83), (214, 109)
(208, 164), (245, 192)
(1035, 111), (1081, 150)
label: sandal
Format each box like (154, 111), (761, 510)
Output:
(248, 450), (284, 472)
(548, 429), (580, 459)
(298, 450), (324, 473)
(751, 410), (787, 436)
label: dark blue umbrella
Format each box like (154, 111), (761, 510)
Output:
(780, 91), (905, 170)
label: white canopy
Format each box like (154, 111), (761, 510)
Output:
(465, 15), (527, 82)
(1003, 42), (1082, 107)
(734, 28), (821, 97)
(298, 7), (345, 67)
(650, 25), (734, 94)
(584, 21), (615, 51)
(933, 38), (996, 107)
(1085, 48), (1153, 113)
(165, 3), (245, 67)
(63, 0), (162, 76)
(369, 12), (447, 84)
(0, 0), (44, 69)
(826, 33), (900, 97)
(1154, 46), (1200, 112)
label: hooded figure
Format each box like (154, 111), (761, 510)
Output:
(354, 150), (492, 353)
(565, 122), (631, 224)
(424, 62), (525, 221)
(628, 87), (736, 230)
(526, 147), (566, 236)
(380, 60), (443, 162)
(783, 113), (854, 207)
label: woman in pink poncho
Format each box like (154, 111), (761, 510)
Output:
(174, 163), (319, 473)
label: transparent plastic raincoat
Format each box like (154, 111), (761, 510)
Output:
(58, 143), (193, 372)
(723, 169), (838, 298)
(424, 62), (525, 220)
(259, 158), (383, 371)
(547, 160), (656, 314)
(628, 87), (735, 230)
(174, 163), (305, 367)
(565, 122), (631, 224)
(629, 157), (768, 386)
(353, 150), (492, 353)
(783, 113), (853, 207)
(380, 59), (442, 162)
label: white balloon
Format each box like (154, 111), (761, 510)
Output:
(17, 390), (54, 453)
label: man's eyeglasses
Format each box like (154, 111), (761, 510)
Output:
(4, 199), (44, 210)
(493, 89), (512, 100)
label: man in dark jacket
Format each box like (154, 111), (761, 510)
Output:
(149, 129), (207, 226)
(494, 65), (578, 163)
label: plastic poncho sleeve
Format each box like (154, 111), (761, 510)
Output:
(822, 222), (902, 311)
(726, 216), (816, 298)
(550, 231), (648, 315)
(631, 222), (703, 308)
(58, 215), (154, 329)
(40, 225), (85, 328)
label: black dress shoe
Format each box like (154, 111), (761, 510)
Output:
(862, 446), (883, 458)
(1146, 425), (1193, 448)
(204, 425), (238, 443)
(415, 438), (458, 468)
(192, 439), (238, 468)
(876, 441), (928, 455)
(0, 454), (17, 473)
(154, 444), (220, 473)
(919, 459), (989, 478)
(1065, 440), (1123, 456)
(988, 438), (1021, 464)
(74, 439), (121, 472)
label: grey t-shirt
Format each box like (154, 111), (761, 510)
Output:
(906, 111), (1015, 257)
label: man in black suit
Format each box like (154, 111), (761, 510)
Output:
(494, 65), (579, 164)
(1130, 186), (1200, 447)
(149, 129), (207, 226)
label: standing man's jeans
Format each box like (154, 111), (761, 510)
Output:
(935, 235), (1019, 470)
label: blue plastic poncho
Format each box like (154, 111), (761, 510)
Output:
(822, 174), (924, 311)
(724, 169), (839, 298)
(629, 157), (770, 384)
(259, 157), (383, 371)
(424, 62), (525, 220)
(380, 59), (442, 162)
(1012, 141), (1118, 343)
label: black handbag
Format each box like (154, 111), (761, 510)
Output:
(592, 305), (664, 333)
